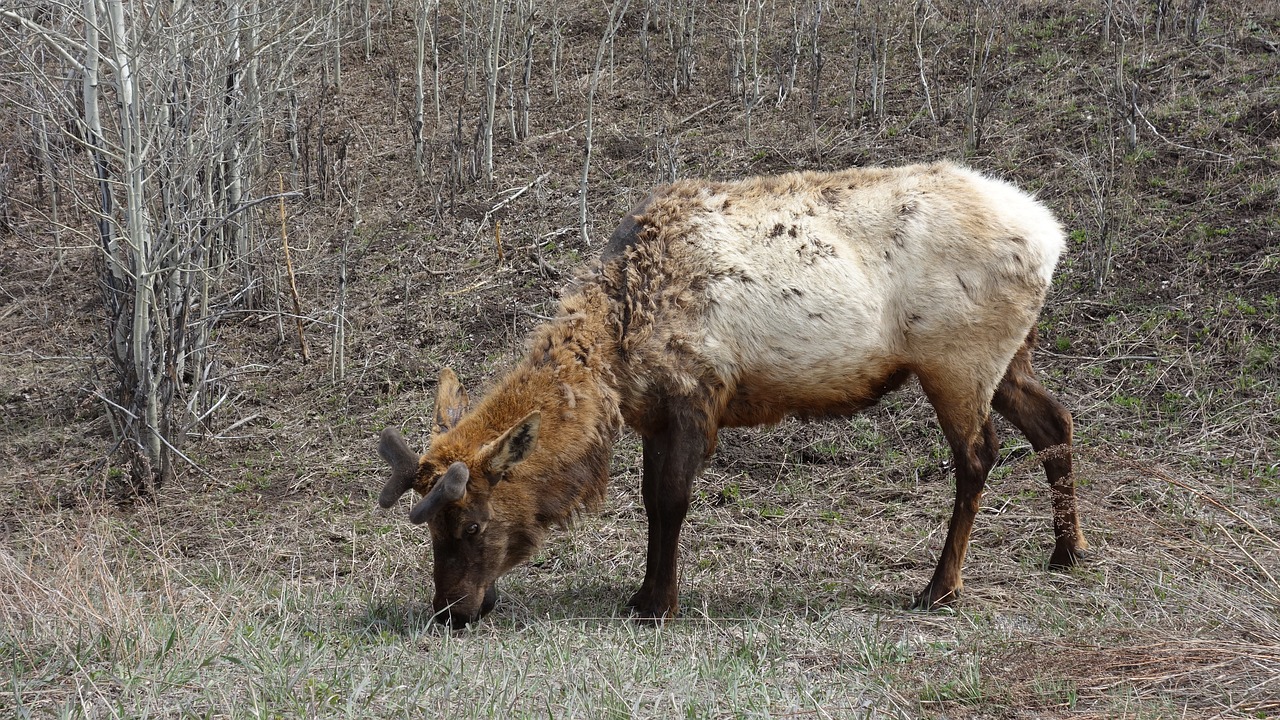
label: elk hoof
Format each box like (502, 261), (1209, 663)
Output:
(1048, 541), (1090, 570)
(909, 581), (961, 611)
(626, 590), (677, 623)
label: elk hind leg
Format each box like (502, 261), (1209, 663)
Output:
(992, 344), (1088, 568)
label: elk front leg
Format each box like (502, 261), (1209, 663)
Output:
(627, 402), (711, 621)
(912, 396), (1000, 610)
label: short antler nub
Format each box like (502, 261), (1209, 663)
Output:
(408, 461), (469, 525)
(377, 427), (421, 509)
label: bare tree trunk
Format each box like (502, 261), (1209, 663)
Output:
(333, 229), (349, 382)
(7, 0), (319, 492)
(481, 0), (506, 185)
(430, 1), (441, 126)
(363, 0), (372, 60)
(414, 0), (430, 176)
(36, 95), (64, 265)
(280, 174), (309, 362)
(581, 0), (632, 244)
(84, 0), (126, 366)
(777, 3), (801, 106)
(808, 1), (823, 154)
(673, 0), (699, 96)
(913, 0), (937, 125)
(550, 0), (563, 102)
(518, 0), (534, 141)
(1100, 0), (1113, 48)
(106, 0), (166, 487)
(730, 0), (745, 100)
(1153, 0), (1172, 43)
(964, 2), (996, 153)
(288, 91), (301, 187)
(1186, 0), (1206, 43)
(744, 0), (763, 143)
(331, 0), (343, 90)
(848, 1), (863, 120)
(869, 12), (882, 119)
(225, 1), (250, 304)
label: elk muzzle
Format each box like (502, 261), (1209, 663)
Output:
(433, 583), (498, 628)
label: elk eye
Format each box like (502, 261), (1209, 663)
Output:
(465, 522), (481, 536)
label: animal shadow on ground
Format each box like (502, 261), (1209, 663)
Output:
(510, 578), (914, 625)
(343, 574), (922, 637)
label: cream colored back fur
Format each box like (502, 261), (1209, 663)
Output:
(598, 161), (1064, 434)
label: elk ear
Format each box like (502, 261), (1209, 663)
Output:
(483, 411), (541, 480)
(432, 368), (468, 434)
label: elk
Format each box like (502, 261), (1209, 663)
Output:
(377, 162), (1088, 627)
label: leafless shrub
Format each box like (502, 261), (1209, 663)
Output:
(912, 0), (938, 125)
(670, 0), (701, 96)
(962, 0), (1002, 153)
(2, 1), (316, 494)
(731, 0), (765, 143)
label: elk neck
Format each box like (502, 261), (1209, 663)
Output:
(452, 283), (625, 525)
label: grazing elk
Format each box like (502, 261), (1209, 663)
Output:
(377, 162), (1088, 627)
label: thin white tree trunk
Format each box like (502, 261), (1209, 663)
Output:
(519, 0), (533, 140)
(550, 1), (561, 102)
(430, 2), (440, 125)
(580, 0), (632, 244)
(482, 0), (506, 186)
(106, 0), (163, 475)
(331, 0), (342, 89)
(225, 1), (249, 297)
(414, 0), (429, 175)
(913, 0), (937, 125)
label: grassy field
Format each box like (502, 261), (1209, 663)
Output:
(4, 435), (1279, 717)
(3, 0), (1279, 717)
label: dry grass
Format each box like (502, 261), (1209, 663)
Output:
(2, 434), (1277, 717)
(2, 0), (1279, 717)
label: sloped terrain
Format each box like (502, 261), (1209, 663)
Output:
(2, 1), (1278, 717)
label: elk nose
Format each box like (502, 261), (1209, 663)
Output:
(437, 609), (479, 629)
(432, 586), (498, 628)
(431, 600), (478, 628)
(480, 584), (498, 616)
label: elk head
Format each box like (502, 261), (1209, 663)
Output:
(377, 368), (542, 628)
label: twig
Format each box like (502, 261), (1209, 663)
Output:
(534, 253), (560, 279)
(443, 279), (492, 297)
(1132, 102), (1237, 162)
(473, 172), (551, 249)
(525, 120), (586, 144)
(677, 99), (725, 126)
(92, 388), (137, 420)
(279, 174), (310, 362)
(92, 389), (216, 481)
(213, 413), (263, 439)
(0, 351), (94, 361)
(494, 172), (549, 211)
(196, 190), (304, 248)
(536, 226), (576, 243)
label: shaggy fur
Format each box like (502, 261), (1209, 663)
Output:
(379, 161), (1088, 626)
